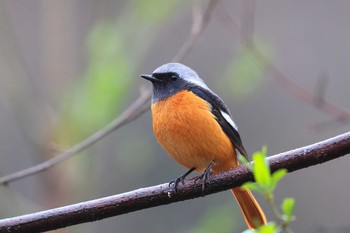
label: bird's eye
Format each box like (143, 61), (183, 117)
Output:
(170, 74), (178, 81)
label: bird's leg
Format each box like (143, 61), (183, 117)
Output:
(195, 161), (215, 195)
(169, 167), (196, 193)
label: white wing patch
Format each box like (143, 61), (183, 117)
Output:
(221, 111), (238, 131)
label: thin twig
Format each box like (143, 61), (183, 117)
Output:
(0, 89), (151, 185)
(240, 0), (255, 47)
(172, 0), (219, 62)
(1, 131), (349, 232)
(217, 3), (350, 123)
(314, 72), (329, 107)
(0, 0), (219, 185)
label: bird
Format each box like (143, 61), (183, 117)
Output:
(140, 63), (267, 229)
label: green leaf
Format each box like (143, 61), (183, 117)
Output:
(243, 222), (278, 233)
(271, 169), (287, 189)
(252, 150), (271, 187)
(241, 182), (262, 193)
(260, 145), (268, 156)
(258, 222), (279, 233)
(281, 198), (295, 222)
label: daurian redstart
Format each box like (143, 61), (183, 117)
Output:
(141, 63), (267, 229)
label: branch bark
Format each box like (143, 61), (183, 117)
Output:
(1, 131), (349, 233)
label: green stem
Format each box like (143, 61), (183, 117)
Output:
(265, 192), (293, 233)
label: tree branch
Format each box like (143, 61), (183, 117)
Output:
(1, 131), (349, 232)
(0, 0), (219, 185)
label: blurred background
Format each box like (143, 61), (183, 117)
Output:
(0, 0), (350, 232)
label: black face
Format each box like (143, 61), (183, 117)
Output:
(141, 72), (192, 102)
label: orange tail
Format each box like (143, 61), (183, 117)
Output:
(231, 187), (267, 229)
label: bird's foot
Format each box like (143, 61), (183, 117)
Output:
(169, 167), (196, 193)
(194, 161), (215, 195)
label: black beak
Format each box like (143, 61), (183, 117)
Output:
(140, 74), (156, 82)
(140, 74), (163, 83)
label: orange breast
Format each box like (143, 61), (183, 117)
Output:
(151, 90), (238, 173)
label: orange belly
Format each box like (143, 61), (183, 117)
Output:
(151, 90), (238, 173)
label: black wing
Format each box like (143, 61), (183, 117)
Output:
(190, 86), (248, 158)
